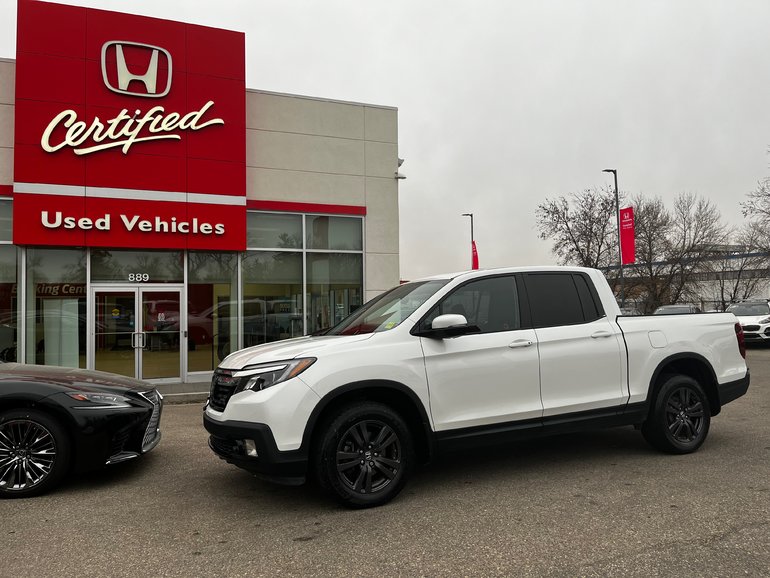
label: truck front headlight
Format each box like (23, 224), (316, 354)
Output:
(233, 358), (316, 392)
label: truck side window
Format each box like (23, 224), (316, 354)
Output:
(524, 273), (585, 328)
(421, 275), (520, 334)
(573, 273), (604, 321)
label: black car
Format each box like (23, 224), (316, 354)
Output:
(0, 363), (162, 498)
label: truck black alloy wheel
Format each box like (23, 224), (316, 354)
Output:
(336, 419), (401, 495)
(642, 374), (711, 454)
(0, 409), (70, 498)
(665, 386), (706, 443)
(316, 401), (414, 508)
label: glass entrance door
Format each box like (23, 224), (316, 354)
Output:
(92, 287), (182, 380)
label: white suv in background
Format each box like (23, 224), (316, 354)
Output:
(726, 300), (770, 344)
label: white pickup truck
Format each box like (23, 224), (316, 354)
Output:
(204, 266), (749, 508)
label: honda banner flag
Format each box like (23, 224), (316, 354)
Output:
(620, 207), (636, 265)
(471, 240), (479, 270)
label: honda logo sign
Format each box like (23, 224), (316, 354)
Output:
(14, 0), (247, 251)
(101, 41), (172, 98)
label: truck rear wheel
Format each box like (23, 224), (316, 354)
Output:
(641, 374), (711, 454)
(315, 401), (414, 508)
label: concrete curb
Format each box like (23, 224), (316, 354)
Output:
(161, 391), (209, 405)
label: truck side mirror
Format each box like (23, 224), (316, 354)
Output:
(413, 314), (481, 339)
(432, 313), (468, 329)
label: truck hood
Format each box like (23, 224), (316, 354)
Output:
(220, 333), (375, 369)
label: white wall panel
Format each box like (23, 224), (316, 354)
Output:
(365, 141), (397, 178)
(364, 106), (398, 144)
(247, 167), (365, 206)
(0, 61), (14, 105)
(364, 177), (398, 254)
(0, 105), (14, 148)
(247, 129), (365, 176)
(247, 91), (365, 140)
(365, 253), (400, 294)
(0, 147), (12, 186)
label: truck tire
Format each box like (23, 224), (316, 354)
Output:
(0, 409), (71, 498)
(641, 374), (711, 454)
(315, 401), (414, 508)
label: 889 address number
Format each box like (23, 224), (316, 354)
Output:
(128, 273), (150, 282)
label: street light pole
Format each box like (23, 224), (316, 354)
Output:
(461, 213), (474, 269)
(602, 169), (625, 308)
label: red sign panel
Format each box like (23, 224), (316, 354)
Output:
(620, 206), (635, 265)
(13, 0), (246, 250)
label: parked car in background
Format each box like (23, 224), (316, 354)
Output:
(186, 299), (302, 361)
(0, 364), (162, 498)
(726, 299), (770, 344)
(619, 307), (642, 316)
(653, 304), (702, 315)
(0, 312), (108, 364)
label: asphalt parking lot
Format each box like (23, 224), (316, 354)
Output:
(5, 349), (770, 577)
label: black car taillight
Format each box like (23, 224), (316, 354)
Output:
(735, 322), (746, 359)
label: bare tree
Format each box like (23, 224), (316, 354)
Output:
(741, 177), (770, 224)
(699, 223), (770, 310)
(537, 188), (729, 313)
(535, 187), (619, 269)
(627, 193), (728, 312)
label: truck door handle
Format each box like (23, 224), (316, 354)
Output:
(508, 339), (533, 348)
(591, 331), (612, 339)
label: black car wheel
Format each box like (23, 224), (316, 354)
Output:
(315, 401), (414, 508)
(642, 374), (711, 454)
(0, 409), (71, 498)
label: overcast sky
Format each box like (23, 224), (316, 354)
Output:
(1, 0), (767, 280)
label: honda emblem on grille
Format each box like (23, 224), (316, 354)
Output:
(101, 41), (172, 98)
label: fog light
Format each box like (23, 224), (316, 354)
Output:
(244, 439), (258, 457)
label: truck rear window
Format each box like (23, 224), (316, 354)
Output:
(524, 273), (604, 328)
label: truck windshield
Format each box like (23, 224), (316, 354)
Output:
(327, 280), (449, 336)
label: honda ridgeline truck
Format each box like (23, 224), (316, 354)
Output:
(204, 267), (749, 508)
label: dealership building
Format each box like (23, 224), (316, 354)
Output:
(0, 1), (401, 384)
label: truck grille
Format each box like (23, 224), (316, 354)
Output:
(209, 369), (239, 412)
(210, 435), (239, 456)
(140, 389), (162, 451)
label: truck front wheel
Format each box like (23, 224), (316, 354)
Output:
(315, 401), (414, 508)
(642, 374), (711, 454)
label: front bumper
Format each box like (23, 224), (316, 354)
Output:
(203, 412), (308, 485)
(40, 390), (163, 473)
(741, 323), (770, 342)
(717, 371), (750, 407)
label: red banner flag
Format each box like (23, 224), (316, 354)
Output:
(471, 241), (479, 270)
(620, 207), (635, 265)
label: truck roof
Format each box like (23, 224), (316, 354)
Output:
(409, 265), (601, 283)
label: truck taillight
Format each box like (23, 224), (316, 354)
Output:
(735, 322), (746, 359)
